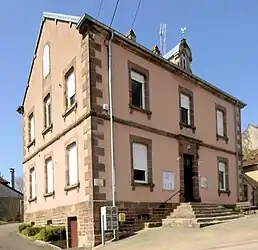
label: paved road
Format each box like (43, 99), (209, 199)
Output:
(99, 214), (258, 250)
(0, 223), (55, 250)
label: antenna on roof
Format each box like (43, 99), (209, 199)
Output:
(159, 23), (167, 55)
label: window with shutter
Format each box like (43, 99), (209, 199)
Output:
(44, 95), (51, 128)
(180, 93), (190, 125)
(29, 114), (35, 142)
(67, 143), (78, 186)
(66, 70), (76, 108)
(30, 168), (36, 198)
(43, 44), (50, 78)
(46, 158), (53, 193)
(218, 162), (226, 191)
(218, 159), (229, 192)
(216, 110), (224, 136)
(132, 143), (148, 183)
(131, 71), (145, 108)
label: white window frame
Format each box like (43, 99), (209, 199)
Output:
(132, 143), (148, 184)
(30, 168), (36, 199)
(216, 110), (224, 136)
(46, 158), (54, 193)
(67, 143), (78, 186)
(218, 161), (226, 191)
(44, 95), (51, 128)
(43, 44), (50, 78)
(66, 69), (76, 108)
(29, 114), (35, 142)
(130, 70), (145, 108)
(180, 93), (191, 125)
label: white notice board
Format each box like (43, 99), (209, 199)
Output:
(162, 171), (175, 191)
(200, 176), (208, 188)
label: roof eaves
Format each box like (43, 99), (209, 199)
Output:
(77, 14), (246, 109)
(0, 182), (23, 196)
(21, 12), (81, 107)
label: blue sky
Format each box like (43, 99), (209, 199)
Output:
(0, 0), (256, 180)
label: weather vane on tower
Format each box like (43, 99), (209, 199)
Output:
(180, 27), (187, 39)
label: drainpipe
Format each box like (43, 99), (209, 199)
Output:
(235, 101), (240, 201)
(108, 30), (115, 208)
(108, 30), (118, 240)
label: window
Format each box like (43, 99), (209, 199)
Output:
(218, 160), (229, 191)
(28, 113), (35, 142)
(131, 70), (145, 108)
(65, 69), (76, 108)
(180, 93), (191, 125)
(30, 168), (36, 199)
(67, 143), (78, 186)
(132, 143), (148, 183)
(216, 109), (225, 136)
(181, 55), (187, 70)
(43, 44), (50, 78)
(44, 95), (51, 128)
(45, 158), (54, 193)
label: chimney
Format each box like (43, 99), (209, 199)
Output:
(125, 29), (136, 42)
(10, 168), (15, 189)
(151, 45), (161, 56)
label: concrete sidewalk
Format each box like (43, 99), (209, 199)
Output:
(96, 214), (258, 250)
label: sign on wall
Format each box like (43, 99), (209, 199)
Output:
(101, 206), (118, 231)
(200, 176), (208, 188)
(162, 171), (175, 191)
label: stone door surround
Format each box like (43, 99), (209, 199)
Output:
(177, 134), (201, 202)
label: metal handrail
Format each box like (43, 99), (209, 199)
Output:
(160, 189), (182, 208)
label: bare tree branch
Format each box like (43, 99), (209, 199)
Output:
(15, 176), (24, 193)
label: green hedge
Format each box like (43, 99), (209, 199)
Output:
(35, 226), (66, 242)
(19, 224), (66, 242)
(18, 223), (31, 233)
(22, 226), (41, 237)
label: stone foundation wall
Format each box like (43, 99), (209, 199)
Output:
(93, 201), (177, 246)
(24, 201), (93, 248)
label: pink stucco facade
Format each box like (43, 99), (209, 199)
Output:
(19, 13), (245, 248)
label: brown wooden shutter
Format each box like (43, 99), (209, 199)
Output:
(147, 144), (154, 192)
(130, 141), (135, 190)
(29, 170), (32, 198)
(225, 163), (229, 191)
(65, 150), (70, 186)
(44, 101), (47, 128)
(45, 161), (48, 193)
(49, 101), (52, 124)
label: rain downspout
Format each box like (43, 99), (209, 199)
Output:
(235, 101), (240, 201)
(108, 30), (116, 208)
(108, 30), (118, 241)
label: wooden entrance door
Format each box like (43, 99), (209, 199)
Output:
(68, 217), (78, 248)
(184, 154), (194, 202)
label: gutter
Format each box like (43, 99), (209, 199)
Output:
(76, 13), (246, 109)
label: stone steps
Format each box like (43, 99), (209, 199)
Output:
(162, 203), (242, 228)
(169, 210), (237, 219)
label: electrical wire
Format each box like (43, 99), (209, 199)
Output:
(109, 0), (120, 27)
(97, 0), (104, 19)
(131, 0), (142, 30)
